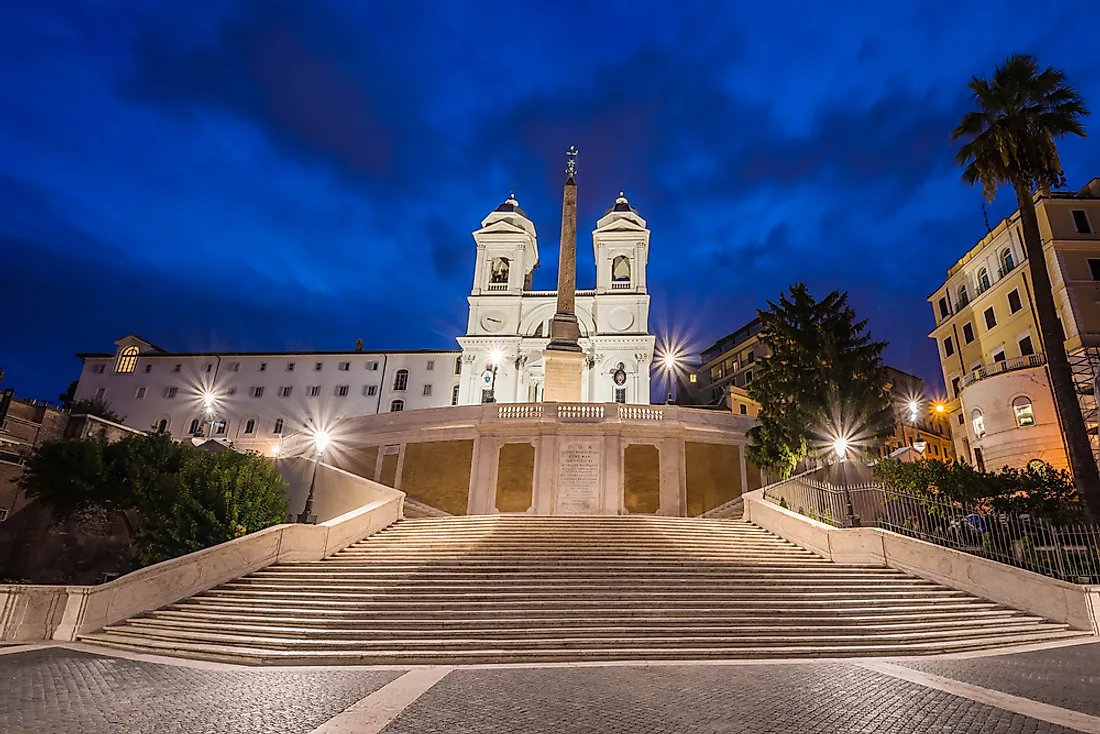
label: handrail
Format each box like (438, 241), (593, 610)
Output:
(963, 353), (1046, 387)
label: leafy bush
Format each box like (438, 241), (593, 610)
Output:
(17, 433), (288, 569)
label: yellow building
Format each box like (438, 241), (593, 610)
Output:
(880, 367), (956, 462)
(927, 178), (1100, 472)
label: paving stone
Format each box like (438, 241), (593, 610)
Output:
(897, 641), (1100, 717)
(380, 663), (1076, 734)
(0, 648), (402, 734)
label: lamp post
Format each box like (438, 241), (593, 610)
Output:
(833, 437), (858, 527)
(662, 353), (677, 405)
(908, 399), (927, 454)
(297, 430), (331, 524)
(485, 348), (504, 403)
(202, 392), (216, 439)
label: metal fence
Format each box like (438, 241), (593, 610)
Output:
(764, 477), (1100, 584)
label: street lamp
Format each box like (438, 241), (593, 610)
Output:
(485, 348), (505, 403)
(831, 435), (858, 527)
(662, 353), (678, 404)
(202, 391), (216, 439)
(297, 430), (331, 524)
(908, 399), (927, 454)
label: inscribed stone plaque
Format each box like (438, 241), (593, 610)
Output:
(556, 439), (602, 513)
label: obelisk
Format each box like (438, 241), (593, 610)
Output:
(541, 146), (585, 402)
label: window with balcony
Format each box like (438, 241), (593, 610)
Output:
(972, 409), (986, 438)
(1018, 335), (1035, 356)
(957, 285), (969, 307)
(962, 323), (975, 344)
(1001, 248), (1014, 273)
(393, 369), (409, 391)
(977, 268), (991, 292)
(1013, 396), (1035, 427)
(992, 349), (1006, 364)
(1072, 209), (1093, 234)
(488, 257), (510, 290)
(984, 307), (997, 330)
(1007, 289), (1022, 314)
(943, 337), (954, 357)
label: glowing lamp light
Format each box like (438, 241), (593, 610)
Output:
(907, 400), (919, 414)
(202, 392), (215, 412)
(314, 430), (331, 455)
(934, 403), (946, 414)
(271, 444), (281, 457)
(488, 348), (505, 367)
(833, 437), (849, 460)
(662, 353), (677, 370)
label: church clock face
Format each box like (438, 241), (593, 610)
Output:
(480, 312), (506, 333)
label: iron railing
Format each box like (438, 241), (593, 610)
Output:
(962, 353), (1045, 387)
(764, 478), (1100, 583)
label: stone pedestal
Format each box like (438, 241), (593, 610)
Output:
(542, 349), (585, 403)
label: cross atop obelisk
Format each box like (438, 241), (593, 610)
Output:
(541, 145), (586, 402)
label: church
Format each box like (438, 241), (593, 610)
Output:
(457, 190), (655, 405)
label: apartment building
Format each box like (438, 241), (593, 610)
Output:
(927, 178), (1100, 471)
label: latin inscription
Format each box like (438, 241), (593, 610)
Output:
(556, 440), (601, 513)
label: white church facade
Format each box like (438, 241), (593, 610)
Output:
(71, 192), (656, 446)
(457, 193), (654, 405)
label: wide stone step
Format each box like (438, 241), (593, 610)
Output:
(253, 567), (908, 579)
(291, 560), (837, 570)
(219, 580), (944, 595)
(81, 629), (1087, 665)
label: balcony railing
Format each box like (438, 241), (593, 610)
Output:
(486, 283), (508, 292)
(610, 281), (631, 290)
(962, 353), (1045, 387)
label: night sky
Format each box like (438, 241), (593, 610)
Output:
(4, 1), (1100, 401)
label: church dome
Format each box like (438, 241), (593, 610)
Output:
(494, 193), (528, 219)
(603, 191), (640, 217)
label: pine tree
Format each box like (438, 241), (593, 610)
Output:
(747, 284), (895, 478)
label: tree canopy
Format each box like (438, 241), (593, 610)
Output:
(746, 283), (895, 479)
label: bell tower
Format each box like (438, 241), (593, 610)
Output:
(470, 193), (538, 296)
(593, 192), (648, 295)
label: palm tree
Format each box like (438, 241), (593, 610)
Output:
(952, 54), (1097, 518)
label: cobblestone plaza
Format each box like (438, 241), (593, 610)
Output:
(2, 640), (1098, 734)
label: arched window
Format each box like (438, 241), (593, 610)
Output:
(1027, 458), (1046, 472)
(188, 418), (200, 435)
(1001, 248), (1014, 273)
(393, 369), (409, 391)
(957, 284), (969, 307)
(454, 356), (462, 375)
(390, 399), (404, 412)
(612, 255), (631, 282)
(1012, 396), (1035, 427)
(156, 419), (168, 433)
(244, 418), (256, 434)
(115, 345), (139, 373)
(451, 384), (460, 405)
(971, 409), (986, 438)
(978, 268), (990, 290)
(489, 257), (510, 284)
(273, 418), (283, 435)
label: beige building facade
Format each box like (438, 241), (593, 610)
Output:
(927, 178), (1100, 471)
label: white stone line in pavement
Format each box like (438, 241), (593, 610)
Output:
(861, 661), (1100, 734)
(0, 643), (52, 657)
(919, 635), (1099, 660)
(307, 666), (453, 734)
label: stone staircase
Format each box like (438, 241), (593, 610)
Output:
(81, 515), (1085, 664)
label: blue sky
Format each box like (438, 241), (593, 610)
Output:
(3, 0), (1100, 401)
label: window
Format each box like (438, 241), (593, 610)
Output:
(393, 369), (409, 391)
(744, 370), (753, 384)
(278, 386), (293, 397)
(259, 363), (267, 372)
(943, 337), (954, 357)
(454, 357), (462, 375)
(273, 418), (284, 434)
(1013, 396), (1035, 427)
(451, 384), (460, 405)
(1008, 289), (1022, 314)
(213, 420), (227, 436)
(1072, 209), (1093, 234)
(250, 386), (264, 398)
(974, 447), (986, 472)
(992, 349), (1006, 363)
(0, 509), (7, 522)
(739, 403), (748, 415)
(164, 387), (178, 398)
(204, 363), (213, 373)
(977, 268), (990, 291)
(135, 387), (146, 399)
(958, 413), (964, 426)
(314, 362), (323, 371)
(983, 306), (997, 330)
(426, 360), (435, 371)
(338, 362), (350, 371)
(938, 297), (950, 319)
(390, 399), (404, 412)
(614, 387), (627, 403)
(972, 409), (986, 438)
(489, 257), (510, 285)
(1019, 335), (1035, 356)
(286, 362), (295, 372)
(962, 323), (975, 344)
(173, 364), (182, 373)
(335, 385), (350, 397)
(188, 418), (200, 435)
(242, 418), (255, 434)
(115, 345), (139, 373)
(91, 364), (106, 374)
(363, 385), (378, 397)
(94, 387), (106, 400)
(422, 384), (433, 396)
(308, 385), (320, 397)
(229, 362), (240, 372)
(746, 351), (755, 364)
(368, 361), (379, 371)
(1001, 248), (1015, 273)
(226, 386), (237, 396)
(156, 419), (168, 433)
(1027, 458), (1045, 471)
(144, 364), (152, 373)
(951, 377), (961, 398)
(1089, 258), (1100, 281)
(957, 285), (969, 307)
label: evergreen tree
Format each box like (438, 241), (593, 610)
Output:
(747, 284), (895, 478)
